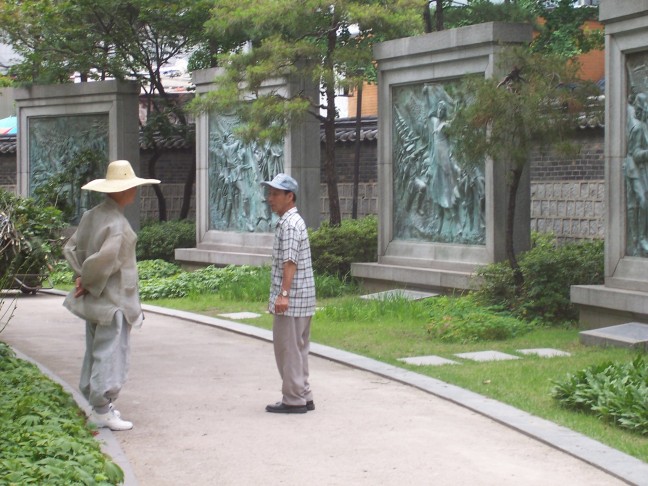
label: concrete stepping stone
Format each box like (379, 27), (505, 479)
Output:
(217, 312), (261, 320)
(360, 289), (439, 301)
(517, 348), (571, 358)
(454, 351), (521, 362)
(579, 322), (648, 351)
(398, 355), (460, 366)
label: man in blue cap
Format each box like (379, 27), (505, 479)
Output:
(261, 173), (316, 413)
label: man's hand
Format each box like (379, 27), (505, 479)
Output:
(74, 276), (88, 298)
(274, 294), (289, 314)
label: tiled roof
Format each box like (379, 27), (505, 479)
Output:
(0, 135), (15, 154)
(0, 111), (605, 156)
(321, 116), (379, 143)
(139, 132), (194, 151)
(0, 132), (194, 155)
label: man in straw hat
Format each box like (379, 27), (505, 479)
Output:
(63, 159), (159, 431)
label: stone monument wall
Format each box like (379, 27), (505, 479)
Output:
(174, 68), (320, 268)
(572, 0), (648, 328)
(351, 22), (534, 291)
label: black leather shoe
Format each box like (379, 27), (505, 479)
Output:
(306, 400), (315, 411)
(266, 402), (307, 414)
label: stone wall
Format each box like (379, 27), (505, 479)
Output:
(0, 124), (607, 241)
(530, 180), (604, 240)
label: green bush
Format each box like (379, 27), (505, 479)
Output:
(136, 219), (195, 262)
(0, 343), (124, 484)
(314, 273), (358, 299)
(552, 356), (648, 435)
(138, 265), (224, 300)
(426, 294), (535, 343)
(474, 233), (604, 323)
(137, 259), (182, 280)
(0, 189), (66, 280)
(309, 216), (377, 277)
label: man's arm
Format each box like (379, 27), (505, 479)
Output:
(274, 260), (297, 314)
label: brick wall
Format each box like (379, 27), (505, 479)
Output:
(0, 155), (15, 185)
(529, 129), (604, 181)
(319, 139), (377, 183)
(0, 128), (607, 241)
(140, 150), (194, 183)
(140, 183), (195, 221)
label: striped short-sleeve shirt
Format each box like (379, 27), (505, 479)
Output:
(269, 207), (316, 317)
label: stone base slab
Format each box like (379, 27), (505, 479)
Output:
(351, 262), (475, 292)
(571, 284), (648, 329)
(579, 322), (648, 351)
(175, 247), (271, 269)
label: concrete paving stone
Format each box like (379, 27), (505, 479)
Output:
(517, 348), (571, 358)
(217, 311), (261, 319)
(580, 322), (648, 350)
(398, 355), (460, 366)
(360, 288), (439, 301)
(454, 350), (521, 362)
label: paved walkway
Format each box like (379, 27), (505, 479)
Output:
(3, 291), (647, 486)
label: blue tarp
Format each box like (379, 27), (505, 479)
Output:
(0, 116), (17, 135)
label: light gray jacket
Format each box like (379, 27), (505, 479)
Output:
(63, 197), (143, 327)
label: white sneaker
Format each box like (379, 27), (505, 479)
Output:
(90, 409), (133, 431)
(109, 403), (121, 418)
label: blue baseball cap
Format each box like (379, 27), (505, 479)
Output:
(260, 173), (299, 194)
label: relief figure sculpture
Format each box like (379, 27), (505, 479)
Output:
(392, 83), (485, 245)
(625, 92), (648, 255)
(208, 113), (282, 232)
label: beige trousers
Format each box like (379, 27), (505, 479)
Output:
(272, 315), (313, 406)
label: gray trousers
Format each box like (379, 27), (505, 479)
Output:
(80, 311), (131, 410)
(272, 314), (313, 406)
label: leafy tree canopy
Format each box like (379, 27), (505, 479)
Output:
(529, 0), (603, 59)
(0, 0), (214, 90)
(193, 0), (423, 142)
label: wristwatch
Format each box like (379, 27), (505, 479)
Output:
(281, 289), (289, 297)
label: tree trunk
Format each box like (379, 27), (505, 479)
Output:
(352, 84), (363, 219)
(506, 164), (523, 289)
(324, 116), (341, 226)
(323, 25), (341, 226)
(423, 1), (433, 33)
(146, 151), (167, 222)
(180, 150), (196, 220)
(435, 0), (444, 32)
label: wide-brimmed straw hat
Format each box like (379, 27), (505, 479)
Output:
(82, 160), (160, 193)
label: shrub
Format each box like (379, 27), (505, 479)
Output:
(426, 294), (535, 343)
(138, 265), (224, 300)
(314, 273), (358, 299)
(137, 259), (182, 280)
(474, 233), (604, 323)
(0, 343), (124, 484)
(48, 260), (75, 287)
(552, 356), (648, 435)
(309, 215), (377, 277)
(136, 219), (195, 262)
(0, 189), (66, 281)
(213, 265), (269, 302)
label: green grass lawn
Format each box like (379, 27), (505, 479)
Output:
(147, 292), (648, 463)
